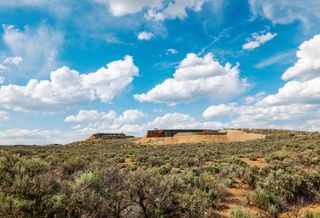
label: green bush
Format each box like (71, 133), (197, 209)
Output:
(231, 207), (251, 218)
(158, 165), (172, 175)
(249, 153), (258, 161)
(305, 210), (320, 218)
(263, 169), (314, 203)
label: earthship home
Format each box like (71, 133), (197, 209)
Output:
(146, 129), (227, 138)
(87, 133), (134, 140)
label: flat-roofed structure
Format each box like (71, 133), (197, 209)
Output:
(146, 129), (226, 138)
(87, 133), (134, 140)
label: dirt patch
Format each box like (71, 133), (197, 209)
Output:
(240, 157), (268, 169)
(215, 181), (269, 218)
(137, 130), (266, 145)
(279, 203), (320, 218)
(124, 158), (133, 165)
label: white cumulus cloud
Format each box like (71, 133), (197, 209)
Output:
(137, 31), (154, 41)
(65, 110), (117, 123)
(134, 53), (249, 105)
(96, 0), (162, 17)
(282, 34), (320, 81)
(0, 55), (139, 112)
(96, 0), (205, 21)
(114, 109), (146, 124)
(243, 32), (277, 51)
(204, 34), (320, 131)
(145, 0), (205, 21)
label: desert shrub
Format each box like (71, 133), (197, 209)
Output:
(63, 167), (130, 218)
(0, 155), (60, 217)
(305, 210), (320, 218)
(63, 158), (87, 175)
(231, 207), (251, 218)
(147, 157), (164, 167)
(225, 177), (235, 188)
(252, 188), (279, 216)
(113, 155), (125, 163)
(127, 170), (187, 218)
(309, 170), (320, 190)
(158, 165), (172, 175)
(242, 167), (258, 189)
(205, 164), (220, 174)
(187, 172), (227, 204)
(135, 155), (149, 164)
(268, 204), (279, 217)
(263, 169), (314, 204)
(249, 153), (258, 161)
(173, 189), (208, 218)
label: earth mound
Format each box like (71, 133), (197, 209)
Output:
(136, 130), (265, 145)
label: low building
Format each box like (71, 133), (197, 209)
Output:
(146, 129), (226, 138)
(87, 133), (134, 140)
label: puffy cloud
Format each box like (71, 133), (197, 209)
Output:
(145, 0), (205, 21)
(65, 109), (145, 124)
(65, 110), (117, 122)
(0, 55), (139, 112)
(0, 111), (9, 121)
(96, 0), (205, 21)
(147, 112), (195, 129)
(137, 31), (154, 40)
(166, 48), (178, 55)
(2, 24), (63, 77)
(259, 34), (320, 106)
(96, 0), (162, 17)
(203, 104), (236, 119)
(249, 0), (320, 27)
(204, 34), (320, 131)
(203, 102), (320, 130)
(282, 35), (320, 81)
(114, 109), (146, 124)
(134, 53), (249, 105)
(242, 32), (277, 51)
(259, 79), (320, 106)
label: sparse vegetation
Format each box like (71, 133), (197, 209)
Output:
(0, 129), (320, 217)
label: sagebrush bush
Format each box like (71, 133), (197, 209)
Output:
(231, 207), (251, 218)
(263, 169), (314, 204)
(252, 188), (279, 217)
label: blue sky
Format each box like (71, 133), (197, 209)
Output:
(0, 0), (320, 144)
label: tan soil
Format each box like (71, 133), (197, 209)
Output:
(136, 130), (266, 145)
(240, 157), (269, 169)
(215, 180), (269, 218)
(279, 204), (320, 218)
(124, 158), (133, 165)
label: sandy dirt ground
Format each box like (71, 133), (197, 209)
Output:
(136, 130), (266, 145)
(279, 204), (320, 217)
(214, 180), (269, 218)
